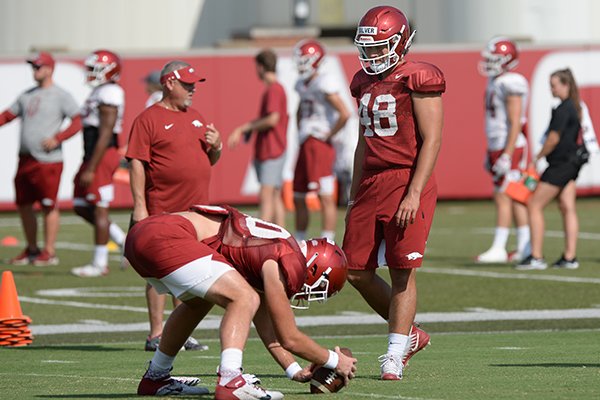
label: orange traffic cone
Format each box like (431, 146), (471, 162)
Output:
(0, 271), (33, 347)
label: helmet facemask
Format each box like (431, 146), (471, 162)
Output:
(355, 25), (415, 75)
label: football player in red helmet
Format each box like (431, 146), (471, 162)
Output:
(343, 5), (445, 381)
(354, 5), (415, 75)
(476, 37), (531, 265)
(126, 205), (356, 396)
(291, 38), (351, 245)
(478, 37), (519, 77)
(70, 49), (127, 278)
(84, 49), (122, 87)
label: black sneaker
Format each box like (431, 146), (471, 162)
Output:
(552, 255), (579, 270)
(516, 255), (547, 270)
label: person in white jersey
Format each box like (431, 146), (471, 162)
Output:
(476, 37), (531, 264)
(0, 52), (81, 266)
(292, 39), (350, 242)
(69, 50), (127, 277)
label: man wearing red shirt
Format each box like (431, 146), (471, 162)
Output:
(126, 60), (222, 352)
(228, 49), (288, 227)
(343, 6), (445, 381)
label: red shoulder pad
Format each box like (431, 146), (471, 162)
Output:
(189, 204), (229, 216)
(405, 62), (446, 94)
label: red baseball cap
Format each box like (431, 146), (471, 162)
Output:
(160, 66), (206, 85)
(27, 52), (55, 69)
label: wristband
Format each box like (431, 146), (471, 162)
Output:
(347, 200), (355, 207)
(285, 362), (302, 379)
(323, 350), (339, 369)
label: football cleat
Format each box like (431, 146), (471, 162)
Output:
(378, 353), (403, 381)
(182, 336), (209, 351)
(32, 250), (59, 267)
(137, 374), (208, 396)
(552, 255), (579, 270)
(9, 247), (40, 265)
(403, 324), (431, 367)
(215, 373), (283, 400)
(71, 264), (109, 277)
(475, 247), (508, 263)
(515, 255), (547, 271)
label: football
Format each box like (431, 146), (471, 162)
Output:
(309, 348), (353, 394)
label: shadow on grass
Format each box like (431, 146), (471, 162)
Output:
(17, 345), (126, 352)
(36, 395), (209, 399)
(491, 363), (600, 368)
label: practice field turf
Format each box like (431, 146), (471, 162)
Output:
(1, 199), (599, 399)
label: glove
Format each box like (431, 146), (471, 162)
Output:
(492, 153), (512, 177)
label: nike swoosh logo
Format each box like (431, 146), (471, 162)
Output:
(165, 124), (174, 130)
(395, 74), (403, 79)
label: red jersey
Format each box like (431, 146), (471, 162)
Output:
(126, 104), (212, 215)
(350, 61), (445, 172)
(192, 205), (306, 298)
(255, 82), (288, 161)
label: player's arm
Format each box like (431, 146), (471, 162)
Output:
(261, 260), (356, 381)
(228, 112), (280, 148)
(347, 127), (366, 212)
(83, 104), (117, 178)
(395, 92), (443, 227)
(128, 158), (149, 224)
(532, 130), (560, 164)
(252, 296), (312, 382)
(504, 94), (523, 157)
(43, 115), (83, 151)
(0, 110), (18, 126)
(324, 93), (350, 142)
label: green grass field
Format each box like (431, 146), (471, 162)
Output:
(1, 199), (599, 399)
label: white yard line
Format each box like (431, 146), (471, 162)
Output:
(421, 267), (600, 284)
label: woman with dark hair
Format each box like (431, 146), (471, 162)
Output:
(517, 69), (583, 270)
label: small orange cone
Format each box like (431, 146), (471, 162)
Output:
(1, 236), (19, 247)
(0, 271), (33, 347)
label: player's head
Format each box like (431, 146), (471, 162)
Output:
(291, 238), (348, 309)
(479, 37), (519, 77)
(144, 70), (162, 94)
(84, 49), (122, 87)
(293, 39), (325, 80)
(354, 5), (415, 75)
(27, 52), (55, 83)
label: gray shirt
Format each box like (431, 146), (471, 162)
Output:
(9, 85), (80, 163)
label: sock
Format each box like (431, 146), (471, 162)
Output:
(516, 225), (530, 255)
(93, 245), (108, 268)
(387, 333), (409, 357)
(147, 349), (175, 379)
(295, 230), (306, 241)
(491, 227), (510, 250)
(219, 348), (243, 385)
(321, 230), (335, 241)
(109, 222), (126, 247)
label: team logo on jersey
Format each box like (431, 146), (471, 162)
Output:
(406, 252), (423, 261)
(192, 120), (203, 128)
(164, 123), (174, 130)
(357, 26), (377, 35)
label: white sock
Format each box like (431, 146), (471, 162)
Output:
(387, 333), (409, 357)
(219, 348), (243, 385)
(109, 222), (126, 246)
(150, 349), (176, 372)
(295, 230), (306, 241)
(321, 230), (335, 241)
(516, 225), (531, 254)
(93, 245), (108, 268)
(491, 227), (510, 250)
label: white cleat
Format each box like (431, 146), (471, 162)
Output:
(379, 353), (403, 381)
(475, 247), (508, 263)
(71, 264), (109, 277)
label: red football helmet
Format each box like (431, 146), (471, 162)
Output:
(479, 37), (519, 77)
(291, 238), (348, 309)
(354, 6), (415, 75)
(84, 49), (122, 87)
(294, 39), (325, 80)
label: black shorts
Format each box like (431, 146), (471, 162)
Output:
(540, 161), (580, 188)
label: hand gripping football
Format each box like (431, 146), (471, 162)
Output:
(309, 348), (353, 394)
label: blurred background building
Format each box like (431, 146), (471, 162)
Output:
(2, 0), (600, 55)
